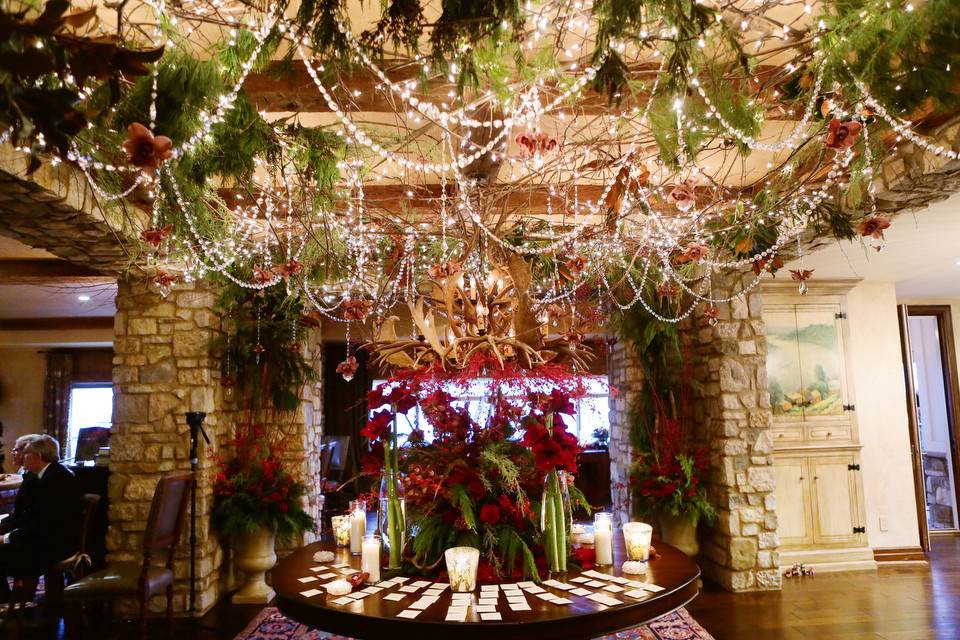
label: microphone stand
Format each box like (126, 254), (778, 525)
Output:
(185, 411), (211, 618)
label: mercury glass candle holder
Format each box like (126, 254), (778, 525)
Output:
(332, 515), (351, 547)
(444, 546), (480, 593)
(622, 522), (653, 561)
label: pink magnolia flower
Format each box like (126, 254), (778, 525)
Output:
(825, 118), (863, 150)
(123, 123), (172, 174)
(667, 181), (697, 211)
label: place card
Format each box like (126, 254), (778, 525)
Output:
(551, 597), (573, 605)
(516, 581), (536, 588)
(411, 580), (432, 588)
(480, 612), (502, 621)
(570, 576), (591, 584)
(298, 588), (323, 598)
(501, 583), (521, 591)
(432, 583), (450, 590)
(626, 580), (648, 589)
(350, 592), (370, 600)
(585, 580), (606, 588)
(409, 597), (439, 610)
(609, 576), (631, 585)
(542, 579), (573, 590)
(624, 589), (650, 599)
(474, 605), (497, 613)
(451, 593), (473, 602)
(480, 584), (499, 592)
(309, 566), (326, 572)
(383, 593), (406, 602)
(582, 570), (610, 579)
(602, 584), (625, 593)
(505, 594), (527, 603)
(297, 576), (318, 583)
(508, 601), (531, 611)
(522, 585), (546, 594)
(392, 576), (410, 583)
(317, 572), (337, 579)
(446, 609), (468, 622)
(535, 593), (557, 602)
(331, 596), (355, 606)
(360, 586), (383, 594)
(570, 588), (592, 597)
(399, 585), (420, 593)
(645, 584), (665, 592)
(397, 609), (421, 619)
(424, 589), (444, 596)
(332, 562), (350, 568)
(586, 593), (622, 607)
(341, 569), (359, 575)
(478, 598), (499, 606)
(447, 606), (469, 615)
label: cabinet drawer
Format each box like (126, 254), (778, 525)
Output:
(807, 424), (852, 443)
(772, 424), (804, 446)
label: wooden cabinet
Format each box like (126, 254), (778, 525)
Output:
(763, 281), (875, 572)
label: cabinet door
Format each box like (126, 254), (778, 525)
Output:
(794, 303), (851, 426)
(809, 453), (865, 547)
(773, 456), (814, 548)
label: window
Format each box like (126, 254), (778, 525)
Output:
(370, 375), (610, 446)
(66, 384), (113, 462)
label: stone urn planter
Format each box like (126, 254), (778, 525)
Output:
(232, 527), (277, 604)
(658, 513), (699, 557)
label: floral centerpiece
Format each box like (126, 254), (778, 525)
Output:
(212, 424), (315, 541)
(361, 357), (590, 581)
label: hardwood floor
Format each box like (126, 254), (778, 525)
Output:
(3, 536), (959, 639)
(688, 536), (960, 640)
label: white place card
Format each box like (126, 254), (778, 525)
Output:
(570, 588), (592, 597)
(508, 602), (531, 611)
(602, 584), (625, 593)
(586, 593), (621, 607)
(516, 581), (536, 588)
(505, 595), (527, 603)
(501, 583), (521, 591)
(411, 580), (432, 588)
(297, 576), (318, 583)
(350, 592), (370, 600)
(409, 598), (438, 610)
(626, 581), (648, 589)
(399, 585), (420, 593)
(451, 593), (473, 602)
(331, 596), (355, 605)
(383, 593), (406, 602)
(331, 562), (350, 568)
(317, 572), (337, 579)
(299, 588), (323, 597)
(480, 612), (502, 621)
(522, 585), (546, 594)
(582, 570), (610, 580)
(609, 576), (631, 585)
(535, 593), (556, 602)
(585, 580), (606, 588)
(397, 609), (421, 619)
(446, 610), (468, 622)
(480, 585), (499, 592)
(474, 605), (497, 613)
(432, 583), (450, 590)
(392, 576), (411, 583)
(447, 606), (469, 615)
(341, 569), (359, 575)
(478, 598), (498, 606)
(551, 597), (573, 605)
(570, 576), (591, 584)
(424, 589), (444, 597)
(309, 566), (326, 572)
(624, 589), (649, 599)
(645, 584), (665, 592)
(361, 586), (383, 594)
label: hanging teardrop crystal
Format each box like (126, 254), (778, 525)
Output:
(798, 280), (809, 295)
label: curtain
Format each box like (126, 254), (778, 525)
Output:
(43, 351), (74, 452)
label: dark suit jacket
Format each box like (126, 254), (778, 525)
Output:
(0, 471), (37, 536)
(5, 463), (81, 564)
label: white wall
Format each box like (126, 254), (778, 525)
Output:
(0, 347), (46, 472)
(845, 282), (921, 549)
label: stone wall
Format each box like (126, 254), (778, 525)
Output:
(683, 272), (780, 592)
(110, 276), (226, 613)
(606, 340), (644, 525)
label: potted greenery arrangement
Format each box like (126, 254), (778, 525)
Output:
(213, 424), (315, 603)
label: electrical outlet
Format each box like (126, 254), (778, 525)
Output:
(879, 515), (889, 532)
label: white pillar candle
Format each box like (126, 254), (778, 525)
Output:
(622, 522), (653, 561)
(361, 535), (381, 583)
(594, 512), (613, 566)
(444, 546), (480, 593)
(349, 500), (366, 556)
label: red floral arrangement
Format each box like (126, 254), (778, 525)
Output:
(212, 424), (315, 541)
(360, 358), (588, 581)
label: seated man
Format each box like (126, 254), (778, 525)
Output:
(0, 434), (82, 599)
(0, 435), (42, 534)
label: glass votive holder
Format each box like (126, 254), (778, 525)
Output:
(571, 523), (587, 545)
(361, 534), (382, 583)
(349, 499), (367, 556)
(444, 546), (480, 593)
(332, 515), (351, 547)
(594, 512), (614, 566)
(622, 522), (653, 561)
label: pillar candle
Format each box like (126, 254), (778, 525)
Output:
(349, 500), (366, 556)
(594, 512), (613, 566)
(361, 535), (381, 583)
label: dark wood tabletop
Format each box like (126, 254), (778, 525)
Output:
(272, 537), (700, 640)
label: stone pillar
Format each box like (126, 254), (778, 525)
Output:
(683, 272), (780, 591)
(606, 340), (644, 525)
(110, 277), (226, 613)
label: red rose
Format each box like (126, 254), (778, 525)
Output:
(479, 503), (501, 525)
(572, 545), (596, 570)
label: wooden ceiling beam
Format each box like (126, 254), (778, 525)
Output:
(0, 260), (115, 285)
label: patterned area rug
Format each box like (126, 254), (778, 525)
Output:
(234, 606), (714, 640)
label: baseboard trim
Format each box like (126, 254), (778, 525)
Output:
(781, 547), (878, 573)
(873, 546), (927, 563)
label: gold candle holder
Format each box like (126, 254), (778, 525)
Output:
(622, 522), (653, 561)
(444, 546), (480, 593)
(332, 515), (351, 547)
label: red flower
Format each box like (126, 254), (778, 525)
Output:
(361, 409), (393, 441)
(123, 122), (173, 175)
(675, 242), (709, 264)
(341, 298), (373, 321)
(667, 181), (697, 211)
(468, 478), (486, 501)
(856, 215), (891, 240)
(139, 224), (173, 249)
(572, 545), (596, 571)
(336, 356), (359, 382)
(479, 503), (501, 525)
(825, 118), (863, 150)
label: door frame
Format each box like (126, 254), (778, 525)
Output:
(898, 305), (930, 551)
(910, 306), (960, 534)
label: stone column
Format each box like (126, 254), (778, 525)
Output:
(606, 340), (644, 525)
(683, 272), (780, 591)
(110, 277), (225, 613)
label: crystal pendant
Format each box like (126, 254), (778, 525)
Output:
(798, 280), (808, 295)
(867, 236), (887, 252)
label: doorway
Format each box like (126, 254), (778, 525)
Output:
(899, 305), (960, 544)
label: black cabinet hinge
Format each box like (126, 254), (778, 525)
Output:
(853, 526), (866, 534)
(835, 312), (848, 319)
(847, 463), (861, 471)
(843, 404), (856, 412)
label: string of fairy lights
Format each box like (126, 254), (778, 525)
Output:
(45, 0), (954, 336)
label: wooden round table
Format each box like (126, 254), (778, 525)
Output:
(273, 538), (700, 639)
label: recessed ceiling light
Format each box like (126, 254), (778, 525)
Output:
(77, 295), (91, 302)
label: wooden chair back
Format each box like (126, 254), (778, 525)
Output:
(142, 472), (192, 569)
